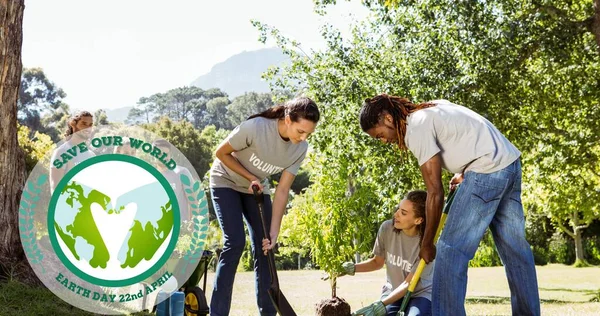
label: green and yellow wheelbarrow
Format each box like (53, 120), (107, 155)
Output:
(148, 250), (214, 316)
(179, 249), (214, 316)
(398, 187), (459, 316)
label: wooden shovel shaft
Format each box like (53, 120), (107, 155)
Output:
(252, 185), (297, 316)
(252, 185), (279, 284)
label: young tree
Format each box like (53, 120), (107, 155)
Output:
(252, 12), (436, 295)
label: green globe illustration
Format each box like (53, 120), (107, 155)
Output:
(50, 158), (180, 286)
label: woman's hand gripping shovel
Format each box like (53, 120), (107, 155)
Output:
(252, 185), (297, 316)
(397, 186), (459, 316)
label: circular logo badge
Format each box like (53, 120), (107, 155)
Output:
(19, 125), (210, 314)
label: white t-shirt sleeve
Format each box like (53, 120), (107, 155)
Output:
(227, 119), (255, 151)
(372, 222), (387, 257)
(284, 146), (307, 175)
(406, 114), (441, 166)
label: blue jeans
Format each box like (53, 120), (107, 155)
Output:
(386, 296), (431, 316)
(210, 187), (276, 316)
(432, 159), (540, 316)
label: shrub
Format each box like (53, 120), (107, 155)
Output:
(548, 231), (575, 264)
(469, 230), (502, 267)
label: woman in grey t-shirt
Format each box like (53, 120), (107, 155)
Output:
(208, 97), (319, 316)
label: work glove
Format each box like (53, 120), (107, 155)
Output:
(352, 301), (386, 316)
(341, 261), (356, 276)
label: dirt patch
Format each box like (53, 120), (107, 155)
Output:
(315, 296), (351, 316)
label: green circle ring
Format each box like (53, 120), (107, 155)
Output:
(47, 154), (181, 287)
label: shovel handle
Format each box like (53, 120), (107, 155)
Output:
(251, 184), (280, 286)
(252, 184), (270, 241)
(252, 184), (263, 205)
(399, 186), (459, 313)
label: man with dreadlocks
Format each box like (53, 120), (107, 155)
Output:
(50, 111), (95, 193)
(359, 95), (540, 316)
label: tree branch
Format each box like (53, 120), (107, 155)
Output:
(554, 219), (575, 239)
(576, 224), (590, 231)
(533, 1), (596, 33)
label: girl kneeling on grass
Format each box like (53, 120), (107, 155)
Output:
(343, 190), (432, 316)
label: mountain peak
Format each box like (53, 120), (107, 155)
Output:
(190, 48), (288, 97)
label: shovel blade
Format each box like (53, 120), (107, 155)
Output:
(268, 287), (297, 316)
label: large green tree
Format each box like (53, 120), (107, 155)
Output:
(164, 86), (206, 123)
(17, 68), (66, 130)
(17, 68), (68, 141)
(227, 92), (274, 126)
(128, 86), (229, 130)
(127, 95), (157, 124)
(40, 102), (71, 142)
(368, 0), (600, 265)
(205, 96), (231, 130)
(257, 0), (600, 267)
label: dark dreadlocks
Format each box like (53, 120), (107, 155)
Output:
(359, 94), (435, 150)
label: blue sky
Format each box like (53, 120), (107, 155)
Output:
(22, 0), (369, 111)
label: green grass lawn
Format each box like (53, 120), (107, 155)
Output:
(204, 264), (600, 316)
(1, 264), (598, 315)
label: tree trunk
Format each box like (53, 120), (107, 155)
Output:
(347, 176), (361, 263)
(593, 0), (600, 51)
(555, 212), (590, 266)
(331, 275), (336, 298)
(0, 0), (29, 282)
(574, 227), (585, 263)
(572, 212), (587, 265)
(353, 236), (361, 263)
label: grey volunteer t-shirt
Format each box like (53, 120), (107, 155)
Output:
(160, 166), (194, 221)
(405, 100), (520, 174)
(210, 117), (308, 193)
(373, 220), (433, 301)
